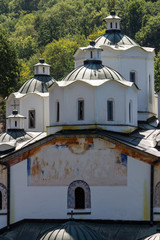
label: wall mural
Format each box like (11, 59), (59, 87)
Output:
(27, 138), (127, 186)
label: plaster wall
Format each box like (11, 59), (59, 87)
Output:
(49, 81), (137, 127)
(0, 216), (7, 229)
(9, 138), (150, 223)
(74, 47), (156, 120)
(20, 93), (49, 132)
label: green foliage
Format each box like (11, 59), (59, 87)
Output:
(0, 0), (159, 94)
(0, 26), (20, 98)
(155, 51), (160, 92)
(43, 38), (79, 80)
(135, 13), (160, 51)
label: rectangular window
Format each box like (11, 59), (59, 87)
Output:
(78, 100), (84, 120)
(130, 72), (135, 83)
(29, 110), (35, 128)
(107, 100), (113, 121)
(56, 102), (60, 122)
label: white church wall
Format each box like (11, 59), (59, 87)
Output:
(75, 46), (156, 121)
(0, 216), (7, 229)
(49, 81), (137, 129)
(9, 137), (151, 222)
(20, 93), (48, 132)
(96, 81), (126, 125)
(49, 84), (64, 126)
(91, 157), (150, 220)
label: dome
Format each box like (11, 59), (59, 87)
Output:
(95, 10), (138, 47)
(18, 75), (55, 94)
(18, 59), (55, 94)
(39, 221), (104, 240)
(95, 32), (138, 46)
(144, 233), (160, 240)
(62, 60), (126, 82)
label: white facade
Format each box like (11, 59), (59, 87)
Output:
(9, 138), (150, 223)
(49, 79), (137, 134)
(74, 12), (157, 122)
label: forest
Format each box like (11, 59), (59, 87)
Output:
(0, 0), (160, 101)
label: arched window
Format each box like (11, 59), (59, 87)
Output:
(56, 101), (60, 122)
(75, 187), (85, 209)
(78, 99), (84, 120)
(0, 191), (2, 210)
(68, 180), (91, 209)
(130, 71), (136, 83)
(129, 100), (132, 123)
(29, 110), (35, 128)
(107, 99), (114, 121)
(149, 75), (152, 104)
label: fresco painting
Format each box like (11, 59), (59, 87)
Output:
(27, 138), (127, 186)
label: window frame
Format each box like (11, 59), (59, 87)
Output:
(28, 110), (36, 129)
(130, 71), (136, 83)
(107, 99), (114, 121)
(78, 99), (84, 121)
(56, 101), (60, 122)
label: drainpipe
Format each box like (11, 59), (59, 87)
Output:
(0, 162), (10, 229)
(150, 162), (154, 224)
(151, 158), (160, 224)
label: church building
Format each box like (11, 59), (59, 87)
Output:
(0, 10), (160, 240)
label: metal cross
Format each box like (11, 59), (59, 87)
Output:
(11, 100), (19, 109)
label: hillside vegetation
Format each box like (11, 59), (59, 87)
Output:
(0, 0), (160, 99)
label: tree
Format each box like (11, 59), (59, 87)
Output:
(155, 51), (160, 92)
(135, 13), (160, 52)
(0, 26), (20, 98)
(43, 38), (79, 80)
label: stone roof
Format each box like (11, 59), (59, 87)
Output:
(0, 221), (157, 240)
(95, 32), (138, 47)
(61, 61), (126, 82)
(18, 75), (55, 94)
(0, 130), (46, 157)
(39, 221), (103, 240)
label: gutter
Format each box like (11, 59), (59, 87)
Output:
(0, 162), (10, 229)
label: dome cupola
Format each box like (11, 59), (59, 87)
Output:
(34, 58), (51, 76)
(82, 41), (103, 64)
(104, 10), (121, 32)
(6, 109), (26, 130)
(18, 59), (55, 94)
(39, 221), (104, 240)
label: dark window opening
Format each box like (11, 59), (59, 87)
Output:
(29, 110), (35, 128)
(116, 23), (118, 28)
(15, 121), (17, 127)
(90, 51), (93, 59)
(75, 187), (85, 209)
(149, 75), (152, 104)
(43, 67), (45, 73)
(110, 22), (112, 28)
(129, 102), (132, 123)
(107, 100), (113, 121)
(78, 100), (84, 120)
(0, 191), (2, 210)
(130, 72), (135, 83)
(56, 102), (60, 122)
